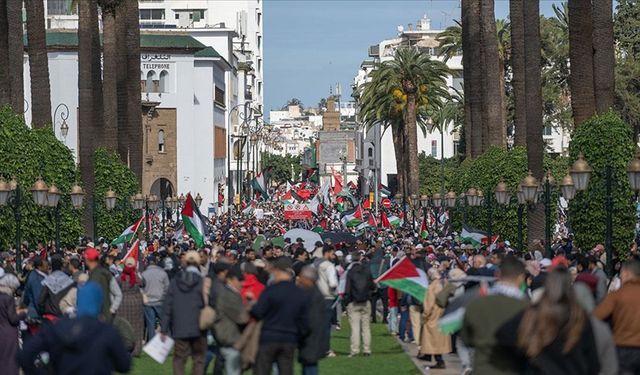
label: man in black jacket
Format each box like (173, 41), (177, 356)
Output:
(297, 266), (326, 374)
(344, 251), (375, 357)
(160, 251), (206, 375)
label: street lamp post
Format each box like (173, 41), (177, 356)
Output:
(45, 183), (62, 252)
(410, 194), (418, 231)
(420, 194), (429, 228)
(0, 177), (22, 266)
(432, 193), (442, 233)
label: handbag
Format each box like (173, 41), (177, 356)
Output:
(199, 276), (217, 330)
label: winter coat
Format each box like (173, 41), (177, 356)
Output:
(141, 265), (170, 306)
(0, 293), (25, 375)
(23, 270), (46, 318)
(89, 266), (113, 319)
(17, 316), (131, 375)
(37, 270), (74, 317)
(213, 284), (249, 347)
(344, 262), (375, 305)
(240, 274), (265, 304)
(161, 268), (205, 339)
(298, 286), (326, 365)
(420, 279), (451, 355)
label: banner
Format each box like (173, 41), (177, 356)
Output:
(283, 203), (313, 220)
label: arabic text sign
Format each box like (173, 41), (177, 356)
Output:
(283, 203), (312, 220)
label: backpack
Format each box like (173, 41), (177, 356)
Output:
(349, 264), (372, 303)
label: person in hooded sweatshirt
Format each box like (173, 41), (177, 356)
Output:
(37, 255), (74, 318)
(17, 281), (131, 375)
(160, 250), (206, 375)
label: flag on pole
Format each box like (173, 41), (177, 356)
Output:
(341, 205), (363, 227)
(379, 184), (391, 197)
(367, 213), (378, 228)
(111, 216), (145, 245)
(376, 256), (429, 301)
(181, 193), (207, 248)
(381, 211), (391, 228)
(122, 239), (141, 266)
(251, 172), (269, 200)
(420, 216), (429, 239)
(387, 215), (402, 227)
(332, 168), (343, 194)
(460, 225), (489, 248)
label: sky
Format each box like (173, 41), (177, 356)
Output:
(264, 0), (563, 115)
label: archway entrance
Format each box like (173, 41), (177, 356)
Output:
(150, 178), (175, 200)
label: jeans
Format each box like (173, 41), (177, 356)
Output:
(618, 346), (640, 375)
(388, 306), (398, 334)
(347, 301), (372, 354)
(399, 307), (413, 341)
(456, 336), (473, 370)
(370, 287), (389, 323)
(322, 299), (334, 354)
(302, 364), (318, 375)
(254, 342), (296, 375)
(143, 305), (163, 341)
(219, 347), (241, 375)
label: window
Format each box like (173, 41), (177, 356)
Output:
(140, 9), (165, 21)
(257, 34), (262, 50)
(453, 141), (460, 155)
(431, 140), (438, 157)
(158, 130), (165, 152)
(159, 70), (168, 92)
(214, 87), (225, 106)
(145, 71), (159, 93)
(543, 126), (553, 136)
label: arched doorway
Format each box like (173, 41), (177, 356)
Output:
(150, 178), (175, 200)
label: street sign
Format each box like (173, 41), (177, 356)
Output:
(283, 203), (313, 220)
(382, 198), (391, 208)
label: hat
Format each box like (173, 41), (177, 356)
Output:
(335, 250), (344, 257)
(83, 247), (100, 261)
(185, 250), (201, 264)
(124, 257), (136, 267)
(540, 258), (552, 268)
(415, 244), (424, 250)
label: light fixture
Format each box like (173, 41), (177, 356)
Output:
(420, 194), (429, 208)
(521, 171), (539, 203)
(495, 179), (510, 205)
(105, 188), (117, 211)
(466, 188), (477, 206)
(627, 153), (640, 191)
(560, 174), (576, 201)
(31, 177), (49, 206)
(409, 193), (418, 207)
(432, 193), (442, 208)
(0, 177), (9, 206)
(394, 193), (403, 202)
(476, 189), (484, 207)
(70, 183), (84, 209)
(132, 192), (145, 210)
(148, 194), (160, 210)
(445, 191), (457, 208)
(47, 183), (62, 208)
(516, 185), (526, 205)
(571, 153), (592, 191)
(60, 119), (69, 139)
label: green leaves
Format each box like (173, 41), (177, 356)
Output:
(260, 153), (302, 186)
(568, 112), (636, 258)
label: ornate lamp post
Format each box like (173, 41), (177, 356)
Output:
(409, 194), (418, 231)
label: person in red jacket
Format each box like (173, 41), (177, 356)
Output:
(241, 262), (265, 304)
(387, 287), (399, 335)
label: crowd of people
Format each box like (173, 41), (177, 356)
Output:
(0, 196), (639, 375)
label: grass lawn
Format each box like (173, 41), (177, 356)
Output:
(128, 322), (418, 375)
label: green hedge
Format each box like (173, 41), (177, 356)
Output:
(568, 112), (635, 257)
(94, 148), (140, 241)
(0, 106), (82, 249)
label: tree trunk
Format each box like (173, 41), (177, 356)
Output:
(6, 0), (23, 113)
(125, 0), (143, 183)
(0, 0), (10, 106)
(404, 91), (420, 195)
(392, 125), (405, 198)
(523, 0), (545, 246)
(479, 0), (505, 148)
(25, 0), (52, 128)
(116, 4), (129, 163)
(568, 0), (596, 127)
(510, 0), (528, 147)
(462, 0), (484, 158)
(592, 0), (615, 113)
(90, 0), (103, 143)
(102, 8), (118, 151)
(78, 0), (97, 236)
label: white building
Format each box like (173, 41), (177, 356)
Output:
(23, 30), (230, 214)
(267, 105), (322, 157)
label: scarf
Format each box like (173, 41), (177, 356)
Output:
(120, 265), (137, 287)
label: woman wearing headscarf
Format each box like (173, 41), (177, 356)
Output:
(0, 269), (26, 375)
(117, 257), (144, 356)
(418, 268), (451, 370)
(497, 268), (600, 375)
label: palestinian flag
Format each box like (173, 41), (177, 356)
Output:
(379, 184), (391, 197)
(420, 216), (429, 239)
(121, 239), (141, 267)
(381, 211), (391, 228)
(111, 215), (145, 245)
(460, 225), (489, 248)
(388, 215), (402, 227)
(280, 190), (293, 204)
(376, 256), (429, 301)
(341, 205), (363, 227)
(367, 213), (378, 228)
(181, 193), (207, 248)
(438, 307), (466, 335)
(332, 168), (343, 194)
(251, 172), (269, 200)
(242, 200), (256, 215)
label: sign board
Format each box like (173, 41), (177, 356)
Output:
(382, 198), (391, 208)
(283, 203), (313, 220)
(254, 208), (264, 220)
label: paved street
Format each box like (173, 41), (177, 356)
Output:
(398, 338), (462, 375)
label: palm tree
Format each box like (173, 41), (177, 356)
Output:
(116, 4), (128, 163)
(359, 48), (450, 196)
(5, 0), (23, 113)
(125, 0), (142, 182)
(25, 0), (52, 128)
(98, 0), (122, 151)
(461, 0), (483, 157)
(436, 22), (462, 62)
(592, 0), (615, 113)
(0, 0), (10, 106)
(510, 0), (527, 147)
(568, 0), (596, 127)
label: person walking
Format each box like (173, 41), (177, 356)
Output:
(0, 269), (26, 375)
(160, 251), (207, 375)
(250, 256), (310, 375)
(85, 248), (122, 320)
(141, 255), (170, 341)
(37, 255), (74, 318)
(23, 256), (48, 318)
(497, 268), (600, 374)
(17, 281), (131, 375)
(344, 251), (375, 357)
(313, 246), (338, 357)
(297, 266), (326, 375)
(594, 259), (640, 374)
(418, 268), (451, 370)
(117, 257), (144, 356)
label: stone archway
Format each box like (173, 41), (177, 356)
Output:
(150, 177), (175, 200)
